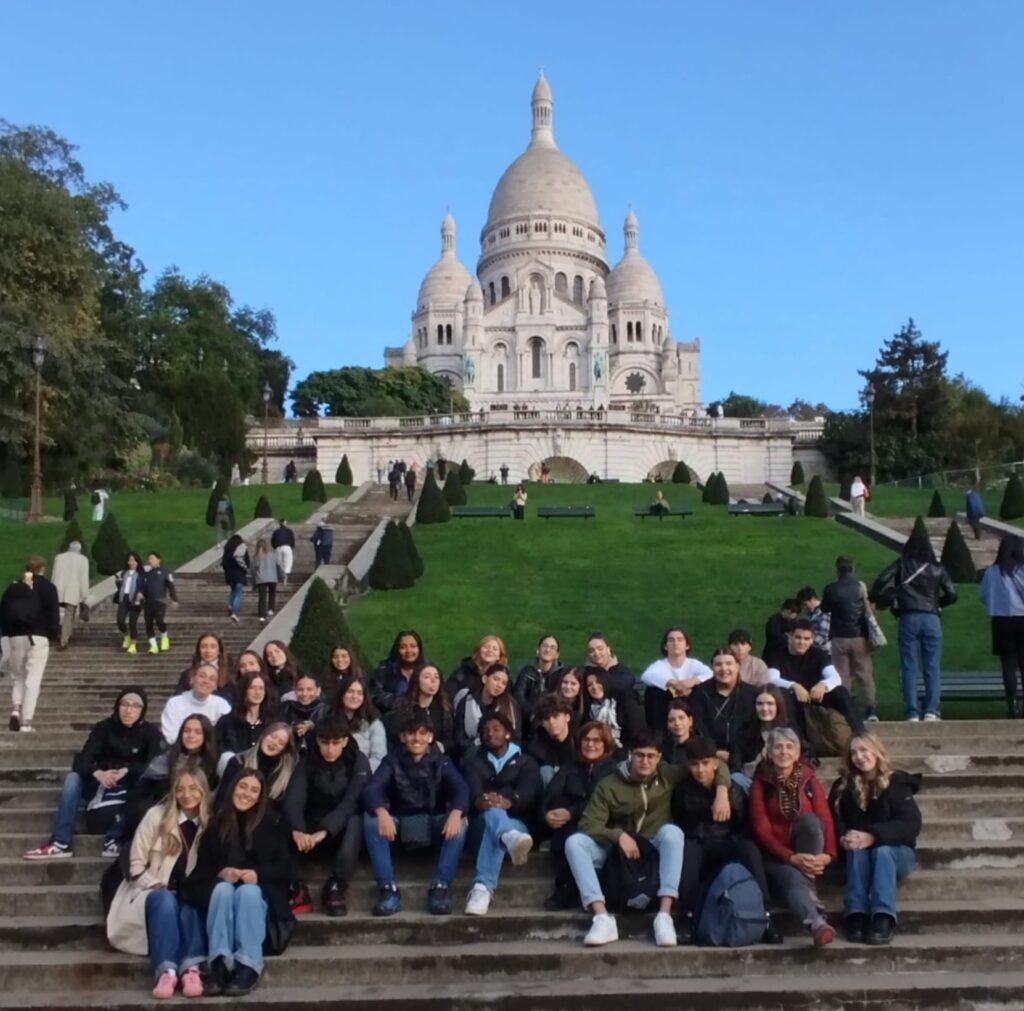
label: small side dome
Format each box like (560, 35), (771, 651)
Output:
(589, 276), (607, 299)
(464, 280), (484, 303)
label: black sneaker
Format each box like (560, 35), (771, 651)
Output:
(224, 965), (259, 996)
(762, 913), (784, 944)
(542, 882), (578, 911)
(675, 913), (695, 945)
(373, 881), (401, 916)
(8, 712), (20, 732)
(204, 956), (230, 996)
(426, 880), (452, 915)
(866, 913), (896, 945)
(323, 876), (347, 917)
(845, 912), (868, 944)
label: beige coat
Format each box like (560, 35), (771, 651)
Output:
(51, 546), (90, 606)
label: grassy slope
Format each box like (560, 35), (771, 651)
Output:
(347, 482), (997, 719)
(0, 484), (349, 584)
(822, 483), (1014, 522)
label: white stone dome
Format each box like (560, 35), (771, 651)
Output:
(464, 280), (484, 302)
(607, 209), (665, 307)
(416, 213), (474, 309)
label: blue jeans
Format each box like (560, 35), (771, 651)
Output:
(473, 808), (529, 892)
(899, 612), (943, 717)
(564, 823), (684, 909)
(51, 771), (123, 846)
(229, 584), (245, 616)
(207, 881), (267, 974)
(362, 812), (467, 885)
(844, 844), (915, 919)
(146, 889), (207, 979)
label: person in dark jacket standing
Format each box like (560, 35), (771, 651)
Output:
(980, 535), (1024, 718)
(0, 556), (60, 734)
(311, 521), (334, 566)
(361, 715), (469, 916)
(220, 536), (249, 624)
(387, 464), (400, 501)
(871, 523), (958, 721)
(283, 717), (370, 917)
(270, 519), (296, 585)
(404, 467), (417, 502)
(822, 555), (878, 722)
(463, 712), (543, 916)
(23, 686), (161, 860)
(183, 770), (294, 997)
(140, 551), (178, 654)
(689, 650), (760, 772)
(830, 733), (921, 944)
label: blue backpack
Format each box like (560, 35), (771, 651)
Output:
(695, 862), (767, 947)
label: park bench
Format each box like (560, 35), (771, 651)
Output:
(451, 505), (512, 519)
(728, 502), (786, 516)
(537, 506), (595, 520)
(916, 671), (1006, 703)
(633, 505), (693, 520)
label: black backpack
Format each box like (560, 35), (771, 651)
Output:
(599, 833), (660, 913)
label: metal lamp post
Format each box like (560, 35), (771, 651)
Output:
(27, 333), (48, 523)
(866, 384), (877, 488)
(261, 381), (271, 485)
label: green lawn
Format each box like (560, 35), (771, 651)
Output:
(0, 483), (349, 585)
(821, 482), (1008, 521)
(346, 482), (998, 720)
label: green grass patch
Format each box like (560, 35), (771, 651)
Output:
(824, 483), (1005, 520)
(347, 482), (998, 720)
(0, 483), (349, 584)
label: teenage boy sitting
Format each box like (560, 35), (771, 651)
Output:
(462, 712), (543, 915)
(283, 716), (369, 917)
(527, 697), (576, 786)
(361, 716), (469, 916)
(671, 736), (780, 944)
(565, 729), (732, 948)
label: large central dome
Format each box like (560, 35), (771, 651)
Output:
(484, 73), (602, 231)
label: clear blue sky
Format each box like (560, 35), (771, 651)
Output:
(4, 1), (1022, 412)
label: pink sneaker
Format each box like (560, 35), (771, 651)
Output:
(152, 970), (177, 999)
(181, 966), (203, 998)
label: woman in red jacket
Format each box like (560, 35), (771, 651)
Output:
(750, 727), (838, 946)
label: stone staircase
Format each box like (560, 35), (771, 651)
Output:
(0, 716), (1022, 1007)
(885, 516), (999, 571)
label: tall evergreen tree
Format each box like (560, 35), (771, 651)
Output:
(92, 512), (132, 576)
(302, 468), (327, 503)
(927, 489), (946, 518)
(254, 495), (273, 519)
(940, 521), (976, 583)
(289, 577), (364, 672)
(416, 469), (450, 524)
(336, 454), (353, 485)
(368, 520), (416, 590)
(443, 470), (467, 506)
(1001, 473), (1024, 521)
(804, 475), (830, 518)
(701, 473), (717, 503)
(790, 461), (805, 486)
(458, 459), (475, 485)
(671, 461), (691, 484)
(397, 520), (424, 579)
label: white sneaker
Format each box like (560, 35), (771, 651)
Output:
(583, 912), (619, 946)
(923, 713), (941, 722)
(464, 882), (491, 916)
(906, 716), (920, 723)
(501, 829), (534, 866)
(653, 911), (678, 947)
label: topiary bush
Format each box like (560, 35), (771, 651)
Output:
(92, 512), (132, 577)
(804, 475), (830, 518)
(762, 492), (775, 504)
(289, 577), (364, 672)
(336, 454), (353, 485)
(436, 458), (448, 480)
(442, 470), (466, 506)
(205, 479), (228, 527)
(790, 461), (805, 486)
(397, 520), (424, 579)
(368, 520), (416, 590)
(941, 520), (977, 583)
(701, 473), (716, 503)
(302, 468), (327, 503)
(927, 489), (946, 518)
(416, 469), (450, 524)
(1000, 473), (1024, 521)
(671, 461), (691, 484)
(710, 471), (731, 506)
(254, 495), (273, 519)
(459, 459), (475, 486)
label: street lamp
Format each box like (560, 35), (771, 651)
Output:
(27, 333), (48, 523)
(865, 384), (877, 488)
(261, 381), (271, 485)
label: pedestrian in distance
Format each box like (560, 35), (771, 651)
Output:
(252, 539), (282, 625)
(50, 539), (90, 649)
(221, 535), (250, 624)
(270, 519), (295, 585)
(114, 553), (145, 654)
(312, 521), (334, 566)
(139, 551), (178, 655)
(979, 534), (1024, 718)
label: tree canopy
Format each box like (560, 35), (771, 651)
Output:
(291, 366), (469, 418)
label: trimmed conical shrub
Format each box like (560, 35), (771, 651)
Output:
(436, 458), (448, 480)
(458, 459), (475, 485)
(941, 520), (977, 583)
(701, 473), (716, 503)
(302, 468), (327, 503)
(289, 577), (364, 673)
(205, 479), (228, 527)
(416, 469), (450, 524)
(336, 454), (353, 485)
(368, 520), (416, 590)
(254, 495), (273, 519)
(790, 461), (805, 486)
(397, 520), (424, 579)
(92, 512), (132, 577)
(671, 461), (691, 484)
(927, 490), (946, 518)
(804, 475), (830, 518)
(442, 470), (466, 506)
(708, 471), (730, 505)
(1000, 473), (1024, 521)
(762, 492), (774, 504)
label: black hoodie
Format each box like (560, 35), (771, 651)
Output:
(282, 741), (370, 837)
(71, 687), (163, 788)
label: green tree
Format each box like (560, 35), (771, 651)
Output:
(459, 459), (475, 485)
(291, 366), (468, 418)
(92, 511), (131, 576)
(1001, 473), (1024, 521)
(206, 479), (229, 527)
(335, 454), (353, 485)
(940, 521), (976, 583)
(701, 473), (716, 503)
(302, 468), (327, 503)
(443, 470), (466, 506)
(416, 469), (450, 524)
(254, 495), (273, 519)
(790, 461), (805, 486)
(368, 521), (416, 590)
(718, 392), (784, 418)
(671, 461), (691, 484)
(712, 471), (731, 505)
(436, 458), (448, 480)
(927, 490), (946, 518)
(289, 577), (364, 672)
(804, 476), (830, 518)
(397, 520), (424, 579)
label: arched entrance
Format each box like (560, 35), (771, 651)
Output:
(648, 459), (684, 482)
(537, 456), (588, 483)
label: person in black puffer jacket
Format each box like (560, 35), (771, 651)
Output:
(512, 634), (566, 725)
(23, 686), (162, 860)
(829, 733), (922, 946)
(822, 555), (878, 721)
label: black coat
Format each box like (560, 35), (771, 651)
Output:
(829, 770), (923, 849)
(543, 757), (617, 821)
(763, 612), (794, 659)
(70, 687), (162, 788)
(370, 659), (414, 713)
(461, 746), (543, 821)
(871, 559), (958, 617)
(361, 746), (469, 816)
(221, 548), (250, 589)
(513, 661), (566, 716)
(216, 713), (267, 756)
(822, 573), (869, 640)
(282, 743), (369, 837)
(526, 727), (576, 769)
(270, 526), (295, 549)
(0, 576), (60, 641)
(447, 656), (483, 702)
(671, 778), (749, 846)
(689, 681), (760, 771)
